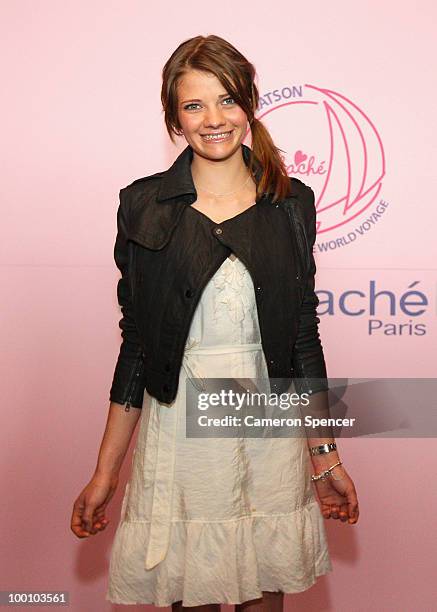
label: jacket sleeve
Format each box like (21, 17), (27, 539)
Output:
(291, 185), (329, 397)
(108, 187), (147, 409)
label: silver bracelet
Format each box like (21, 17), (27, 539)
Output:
(310, 442), (337, 456)
(311, 461), (343, 482)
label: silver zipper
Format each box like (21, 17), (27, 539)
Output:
(284, 204), (306, 283)
(124, 353), (144, 411)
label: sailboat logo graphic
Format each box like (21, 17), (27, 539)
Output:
(257, 84), (386, 235)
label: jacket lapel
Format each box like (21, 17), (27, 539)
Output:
(128, 197), (187, 250)
(127, 143), (264, 250)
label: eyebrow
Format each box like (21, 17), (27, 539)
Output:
(180, 93), (231, 105)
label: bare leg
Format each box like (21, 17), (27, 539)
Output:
(171, 602), (221, 612)
(235, 591), (284, 612)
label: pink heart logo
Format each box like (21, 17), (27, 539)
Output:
(294, 150), (307, 165)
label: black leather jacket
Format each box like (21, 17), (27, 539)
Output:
(108, 144), (328, 408)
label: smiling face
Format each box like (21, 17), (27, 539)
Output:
(176, 69), (249, 161)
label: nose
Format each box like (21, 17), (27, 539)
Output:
(204, 106), (226, 129)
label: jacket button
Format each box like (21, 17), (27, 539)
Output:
(256, 286), (262, 291)
(185, 288), (195, 298)
(214, 227), (223, 235)
(270, 359), (275, 365)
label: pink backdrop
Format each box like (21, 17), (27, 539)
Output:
(1, 1), (436, 610)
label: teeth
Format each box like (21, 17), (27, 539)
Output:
(202, 131), (231, 140)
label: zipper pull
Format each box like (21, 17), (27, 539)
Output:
(124, 401), (131, 412)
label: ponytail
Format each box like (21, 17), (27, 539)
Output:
(249, 117), (292, 204)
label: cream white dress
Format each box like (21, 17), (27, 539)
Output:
(106, 255), (332, 607)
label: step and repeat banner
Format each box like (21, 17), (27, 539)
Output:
(250, 80), (436, 442)
(251, 82), (435, 376)
(2, 2), (435, 611)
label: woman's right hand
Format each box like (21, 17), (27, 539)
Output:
(70, 472), (118, 538)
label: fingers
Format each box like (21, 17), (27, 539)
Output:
(347, 500), (359, 524)
(321, 503), (337, 520)
(71, 499), (89, 538)
(82, 509), (110, 535)
(71, 500), (110, 538)
(93, 511), (110, 532)
(347, 487), (359, 524)
(82, 506), (97, 535)
(338, 503), (349, 522)
(322, 501), (359, 524)
(322, 503), (343, 520)
(71, 508), (91, 538)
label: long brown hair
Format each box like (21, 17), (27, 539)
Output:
(161, 35), (292, 204)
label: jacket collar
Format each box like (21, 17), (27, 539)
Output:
(156, 143), (264, 202)
(128, 143), (265, 251)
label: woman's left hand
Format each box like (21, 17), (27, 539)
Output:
(312, 464), (359, 525)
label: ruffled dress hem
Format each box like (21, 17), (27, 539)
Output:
(106, 499), (333, 607)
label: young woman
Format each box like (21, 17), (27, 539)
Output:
(71, 34), (359, 610)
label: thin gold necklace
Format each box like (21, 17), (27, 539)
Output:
(195, 172), (252, 197)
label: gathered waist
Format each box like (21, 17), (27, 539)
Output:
(182, 342), (264, 393)
(183, 342), (262, 356)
